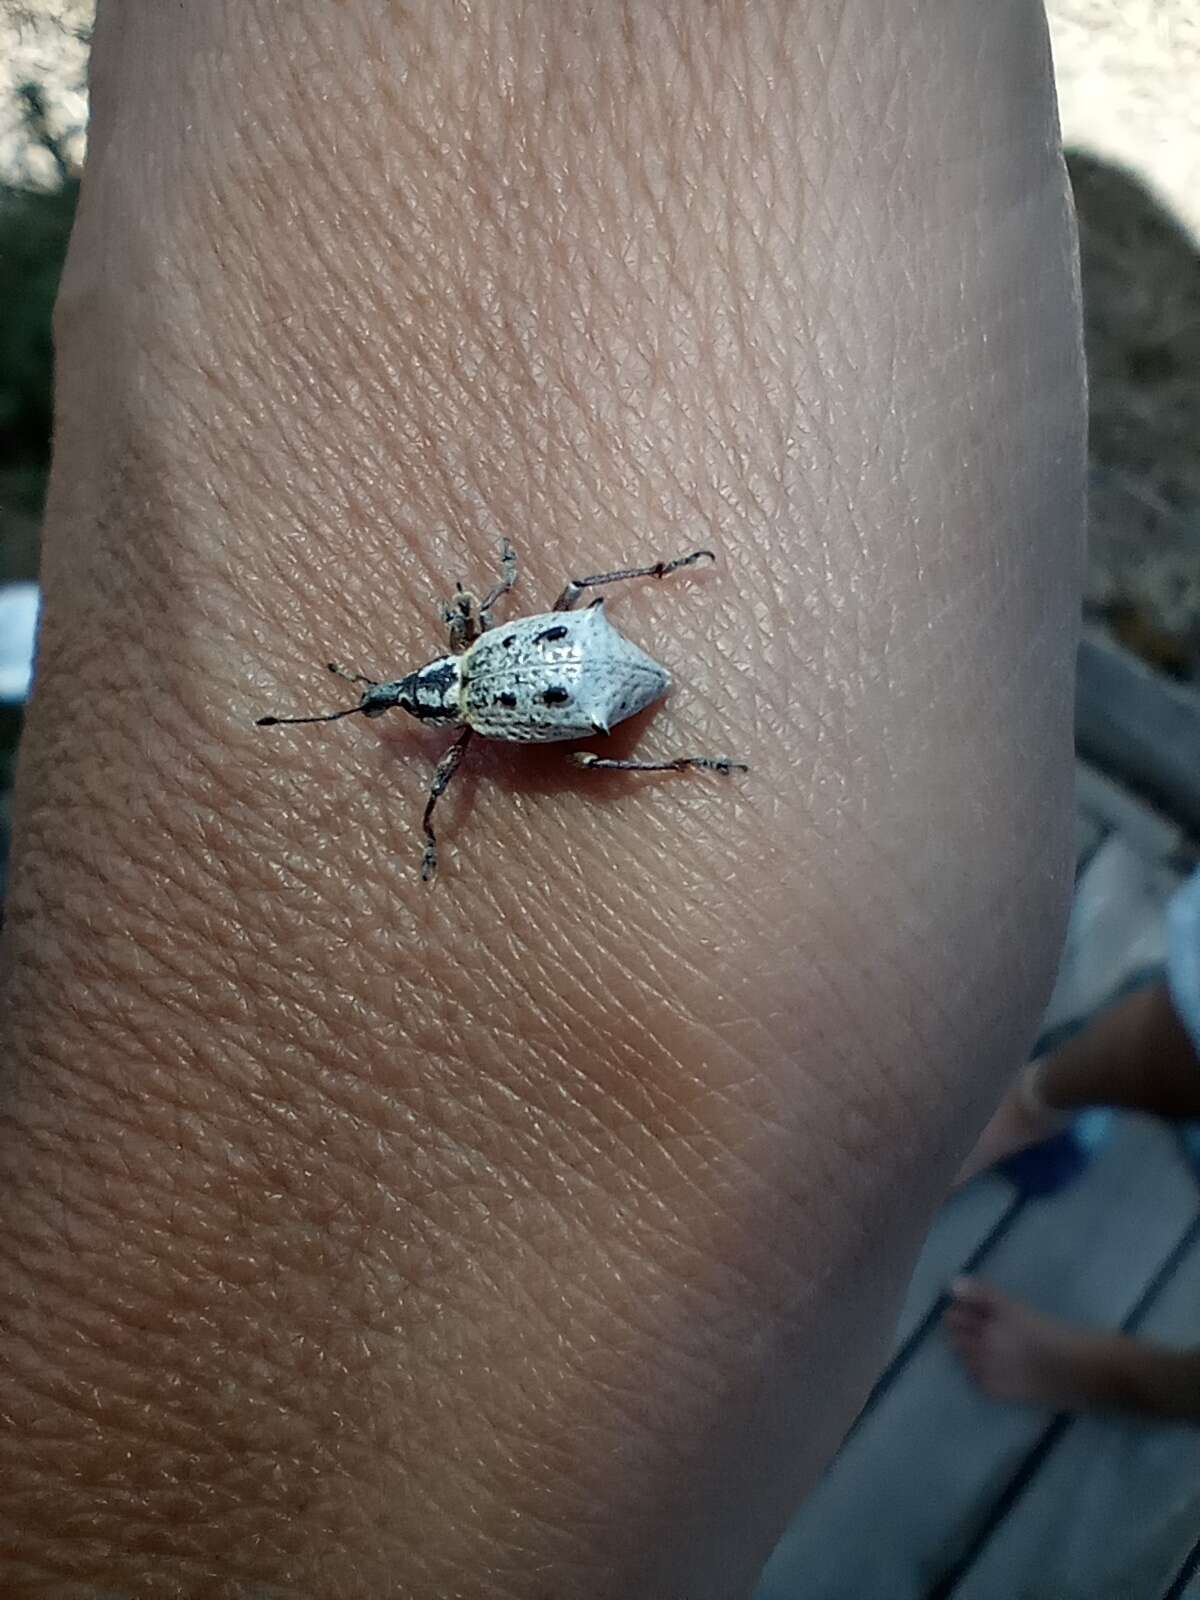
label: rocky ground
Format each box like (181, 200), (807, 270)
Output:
(1074, 150), (1200, 680)
(1050, 1), (1200, 679)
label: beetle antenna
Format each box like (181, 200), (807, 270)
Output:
(327, 662), (378, 687)
(256, 706), (364, 727)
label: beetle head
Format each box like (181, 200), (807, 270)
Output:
(256, 656), (463, 729)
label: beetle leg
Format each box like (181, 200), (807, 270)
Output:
(442, 585), (480, 652)
(478, 538), (519, 630)
(442, 541), (518, 648)
(551, 548), (715, 612)
(421, 727), (474, 882)
(571, 752), (748, 775)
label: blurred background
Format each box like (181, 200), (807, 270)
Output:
(0, 0), (85, 895)
(1, 2), (1198, 1596)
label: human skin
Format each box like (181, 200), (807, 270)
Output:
(948, 1279), (1200, 1421)
(1033, 981), (1200, 1117)
(0, 4), (1084, 1597)
(958, 980), (1200, 1183)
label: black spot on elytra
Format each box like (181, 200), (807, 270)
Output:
(501, 635), (515, 648)
(542, 686), (570, 706)
(536, 625), (569, 645)
(497, 692), (517, 708)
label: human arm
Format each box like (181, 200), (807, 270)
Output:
(0, 4), (1084, 1594)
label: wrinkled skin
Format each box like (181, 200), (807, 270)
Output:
(0, 4), (1083, 1597)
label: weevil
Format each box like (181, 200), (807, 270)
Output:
(256, 543), (747, 881)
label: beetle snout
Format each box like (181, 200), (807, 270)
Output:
(360, 681), (409, 718)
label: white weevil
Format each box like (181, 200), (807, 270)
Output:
(257, 543), (747, 881)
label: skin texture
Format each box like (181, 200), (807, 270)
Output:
(0, 4), (1084, 1597)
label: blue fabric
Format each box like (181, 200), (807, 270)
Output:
(1000, 963), (1168, 1198)
(993, 1111), (1113, 1196)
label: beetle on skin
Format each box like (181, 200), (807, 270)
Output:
(257, 543), (748, 881)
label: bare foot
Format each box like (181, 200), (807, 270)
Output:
(955, 1068), (1069, 1187)
(946, 1279), (1139, 1413)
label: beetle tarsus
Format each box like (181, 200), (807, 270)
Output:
(479, 538), (519, 625)
(552, 548), (715, 613)
(572, 752), (747, 774)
